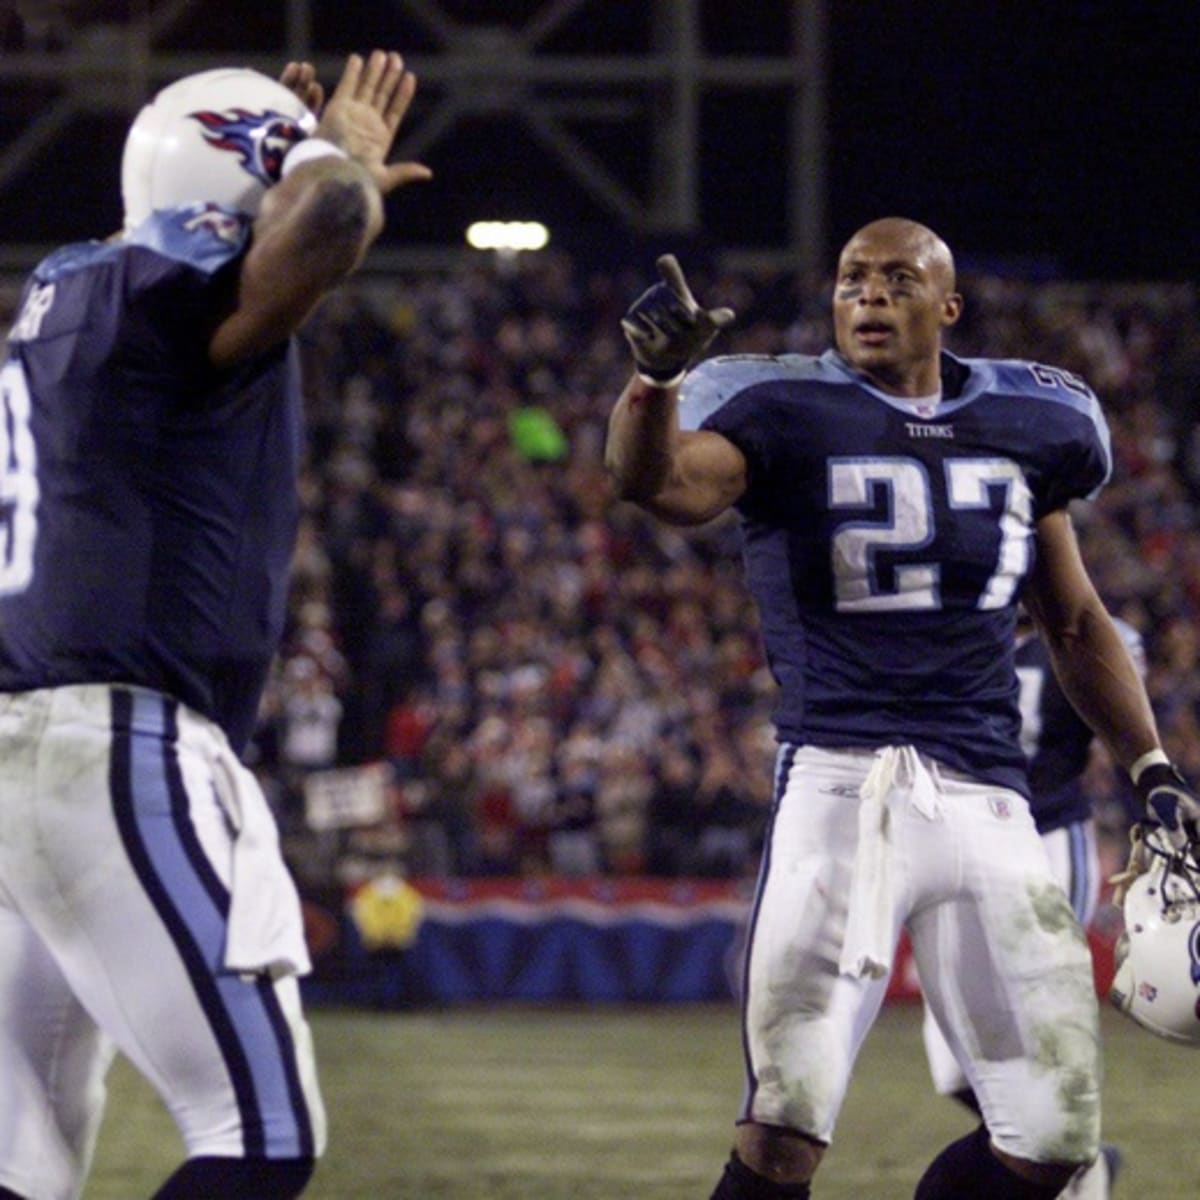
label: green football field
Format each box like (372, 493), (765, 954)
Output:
(87, 1003), (1198, 1199)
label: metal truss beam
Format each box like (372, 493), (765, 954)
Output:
(0, 0), (827, 272)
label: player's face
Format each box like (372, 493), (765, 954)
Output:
(832, 228), (962, 396)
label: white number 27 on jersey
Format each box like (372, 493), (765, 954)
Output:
(829, 456), (1031, 612)
(0, 359), (39, 596)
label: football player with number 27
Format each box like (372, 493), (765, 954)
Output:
(0, 51), (429, 1200)
(605, 219), (1200, 1200)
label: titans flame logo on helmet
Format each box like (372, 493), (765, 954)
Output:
(188, 107), (306, 186)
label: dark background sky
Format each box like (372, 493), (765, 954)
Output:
(0, 1), (1196, 280)
(823, 3), (1197, 280)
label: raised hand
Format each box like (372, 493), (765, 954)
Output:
(279, 61), (324, 114)
(621, 254), (735, 386)
(314, 51), (432, 194)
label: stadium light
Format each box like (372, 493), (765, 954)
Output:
(465, 221), (550, 253)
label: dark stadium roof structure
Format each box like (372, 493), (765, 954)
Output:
(0, 0), (1195, 280)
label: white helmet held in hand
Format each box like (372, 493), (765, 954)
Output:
(121, 67), (317, 232)
(1110, 828), (1200, 1045)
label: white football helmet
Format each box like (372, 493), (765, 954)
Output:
(121, 67), (317, 232)
(1110, 828), (1200, 1045)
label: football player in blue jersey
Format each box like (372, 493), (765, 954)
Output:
(0, 50), (429, 1200)
(605, 219), (1200, 1200)
(921, 610), (1145, 1199)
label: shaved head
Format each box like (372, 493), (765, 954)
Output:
(832, 216), (963, 396)
(841, 218), (957, 294)
(844, 216), (955, 292)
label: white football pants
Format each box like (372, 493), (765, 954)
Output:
(0, 685), (325, 1200)
(737, 743), (1100, 1167)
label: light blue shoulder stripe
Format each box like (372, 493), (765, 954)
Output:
(126, 204), (252, 274)
(965, 356), (1112, 496)
(679, 353), (828, 432)
(35, 205), (250, 284)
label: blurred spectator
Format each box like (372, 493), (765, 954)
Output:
(279, 659), (344, 777)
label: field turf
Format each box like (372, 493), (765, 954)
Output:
(88, 1003), (1198, 1198)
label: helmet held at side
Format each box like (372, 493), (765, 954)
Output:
(1110, 828), (1200, 1046)
(121, 67), (317, 233)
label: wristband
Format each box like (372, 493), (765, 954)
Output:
(635, 368), (686, 390)
(281, 137), (349, 178)
(1130, 747), (1170, 784)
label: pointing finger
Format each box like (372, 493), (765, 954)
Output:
(655, 254), (696, 307)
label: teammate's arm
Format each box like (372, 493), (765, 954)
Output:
(209, 51), (431, 369)
(1025, 509), (1200, 845)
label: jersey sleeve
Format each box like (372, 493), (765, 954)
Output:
(118, 205), (252, 385)
(679, 356), (797, 504)
(1020, 362), (1113, 516)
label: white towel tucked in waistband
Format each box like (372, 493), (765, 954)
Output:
(212, 750), (312, 979)
(838, 745), (940, 981)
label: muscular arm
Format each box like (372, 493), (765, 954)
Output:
(1022, 508), (1160, 771)
(604, 373), (747, 526)
(208, 159), (382, 369)
(209, 50), (429, 369)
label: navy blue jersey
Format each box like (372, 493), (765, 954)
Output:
(0, 205), (302, 752)
(679, 349), (1111, 795)
(1017, 618), (1143, 831)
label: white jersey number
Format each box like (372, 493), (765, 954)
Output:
(829, 455), (1032, 613)
(0, 359), (39, 595)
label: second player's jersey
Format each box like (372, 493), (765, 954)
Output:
(0, 205), (302, 752)
(1017, 618), (1144, 830)
(680, 348), (1112, 795)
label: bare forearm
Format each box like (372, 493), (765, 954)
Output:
(209, 161), (382, 368)
(259, 158), (384, 287)
(604, 374), (680, 502)
(1040, 608), (1159, 771)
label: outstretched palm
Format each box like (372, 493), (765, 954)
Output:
(313, 51), (432, 195)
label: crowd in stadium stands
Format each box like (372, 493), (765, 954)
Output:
(231, 252), (1200, 887)
(10, 256), (1198, 885)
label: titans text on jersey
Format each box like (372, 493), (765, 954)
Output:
(679, 348), (1112, 795)
(0, 204), (302, 752)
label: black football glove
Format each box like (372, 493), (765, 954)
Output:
(620, 254), (735, 386)
(1136, 759), (1200, 852)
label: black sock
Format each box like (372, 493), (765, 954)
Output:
(710, 1151), (812, 1200)
(153, 1155), (315, 1199)
(914, 1125), (1072, 1200)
